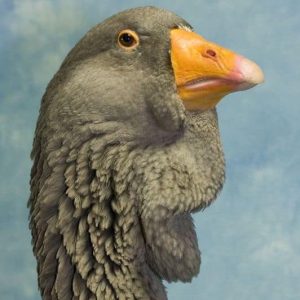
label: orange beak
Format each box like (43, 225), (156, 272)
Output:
(170, 29), (264, 111)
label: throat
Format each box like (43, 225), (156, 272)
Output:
(183, 109), (226, 207)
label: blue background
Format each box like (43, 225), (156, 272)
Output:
(1, 0), (299, 299)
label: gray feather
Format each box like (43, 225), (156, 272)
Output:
(29, 6), (225, 300)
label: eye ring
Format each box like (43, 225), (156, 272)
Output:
(117, 29), (139, 50)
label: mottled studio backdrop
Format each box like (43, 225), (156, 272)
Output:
(0, 0), (299, 299)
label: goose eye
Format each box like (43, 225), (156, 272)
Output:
(118, 30), (139, 49)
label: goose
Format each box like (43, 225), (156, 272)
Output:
(28, 6), (264, 300)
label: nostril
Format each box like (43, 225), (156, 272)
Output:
(206, 49), (217, 58)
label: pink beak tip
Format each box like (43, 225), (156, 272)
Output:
(237, 56), (265, 90)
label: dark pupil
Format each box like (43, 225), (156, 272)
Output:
(121, 33), (133, 46)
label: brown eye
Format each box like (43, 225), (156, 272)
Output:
(118, 30), (139, 50)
